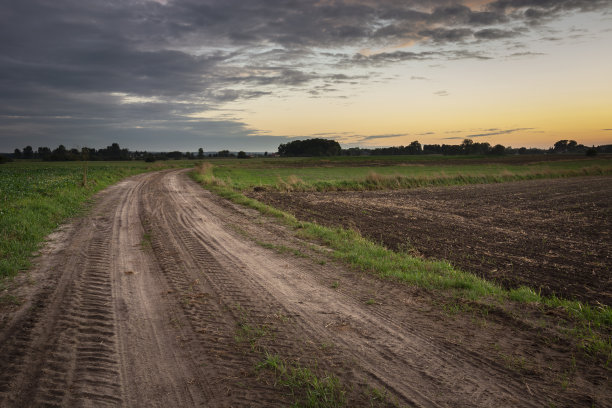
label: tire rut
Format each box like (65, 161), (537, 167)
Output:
(0, 193), (123, 407)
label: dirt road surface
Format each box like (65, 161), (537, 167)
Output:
(0, 170), (609, 407)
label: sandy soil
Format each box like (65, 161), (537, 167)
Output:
(0, 170), (609, 407)
(250, 176), (612, 306)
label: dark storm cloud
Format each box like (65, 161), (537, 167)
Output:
(474, 28), (521, 40)
(418, 27), (474, 42)
(1, 0), (610, 150)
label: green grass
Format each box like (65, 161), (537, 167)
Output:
(200, 155), (612, 192)
(257, 352), (346, 407)
(255, 240), (307, 258)
(191, 168), (612, 360)
(0, 160), (197, 278)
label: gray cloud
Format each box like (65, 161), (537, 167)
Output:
(474, 28), (521, 40)
(1, 0), (610, 150)
(360, 134), (410, 141)
(467, 127), (534, 137)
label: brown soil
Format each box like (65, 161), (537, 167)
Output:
(250, 176), (612, 306)
(1, 170), (610, 407)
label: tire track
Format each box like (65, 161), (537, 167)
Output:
(0, 191), (123, 407)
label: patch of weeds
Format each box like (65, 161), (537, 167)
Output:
(365, 386), (402, 408)
(141, 232), (152, 249)
(256, 352), (346, 407)
(499, 353), (528, 373)
(256, 240), (307, 258)
(169, 317), (182, 328)
(331, 281), (339, 289)
(229, 224), (250, 238)
(256, 240), (275, 250)
(273, 311), (290, 323)
(442, 301), (470, 316)
(365, 298), (376, 305)
(559, 372), (571, 390)
(235, 322), (271, 351)
(0, 293), (21, 306)
(233, 303), (273, 351)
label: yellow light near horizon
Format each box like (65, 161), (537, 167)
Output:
(228, 25), (612, 149)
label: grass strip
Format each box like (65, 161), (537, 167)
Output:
(208, 158), (612, 192)
(191, 167), (611, 361)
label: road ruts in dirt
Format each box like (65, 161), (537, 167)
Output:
(129, 170), (579, 407)
(0, 188), (123, 406)
(1, 169), (610, 407)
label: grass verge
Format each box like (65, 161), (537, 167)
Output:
(191, 166), (611, 362)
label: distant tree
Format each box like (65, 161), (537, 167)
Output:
(490, 144), (506, 155)
(460, 139), (474, 154)
(198, 148), (204, 159)
(278, 138), (341, 157)
(217, 150), (232, 157)
(38, 146), (51, 160)
(553, 140), (568, 153)
(13, 148), (22, 159)
(407, 140), (422, 155)
(237, 151), (248, 159)
(586, 147), (597, 157)
(109, 142), (122, 160)
(22, 146), (34, 159)
(51, 145), (67, 161)
(167, 151), (183, 160)
(264, 151), (268, 157)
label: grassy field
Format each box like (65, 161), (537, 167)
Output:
(0, 160), (196, 279)
(204, 155), (612, 191)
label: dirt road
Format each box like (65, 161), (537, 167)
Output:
(0, 170), (609, 407)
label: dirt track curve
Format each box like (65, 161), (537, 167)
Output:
(0, 170), (609, 407)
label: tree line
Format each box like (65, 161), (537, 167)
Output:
(3, 138), (610, 163)
(8, 144), (210, 162)
(279, 138), (609, 157)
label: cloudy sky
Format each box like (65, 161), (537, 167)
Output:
(1, 0), (611, 152)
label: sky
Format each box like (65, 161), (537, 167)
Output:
(1, 0), (611, 152)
